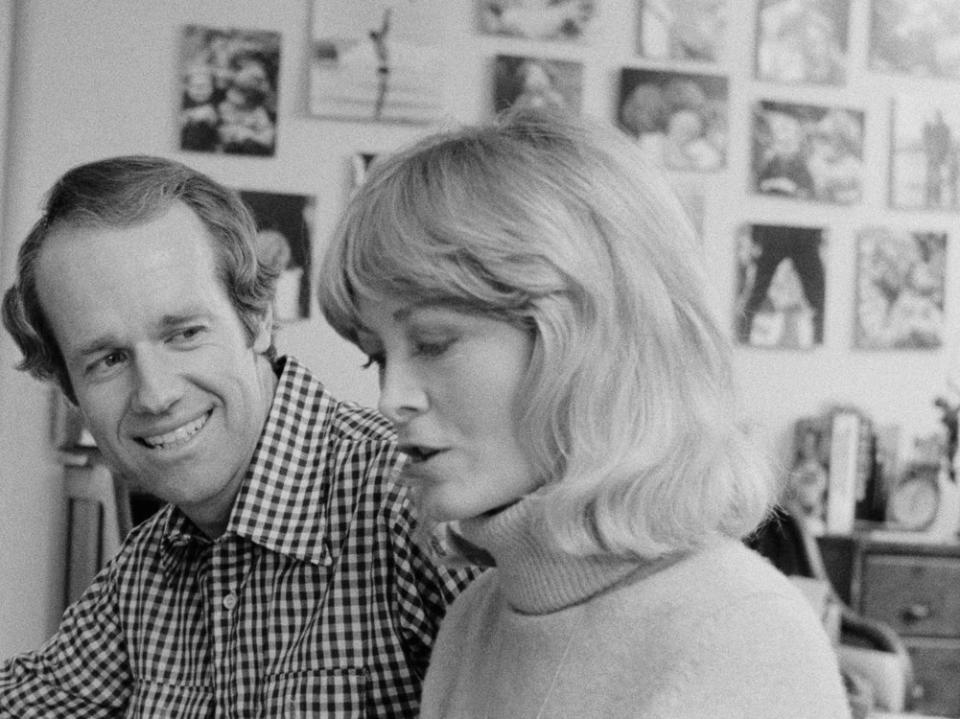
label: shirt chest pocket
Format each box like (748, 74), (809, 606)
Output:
(259, 667), (368, 718)
(126, 679), (213, 717)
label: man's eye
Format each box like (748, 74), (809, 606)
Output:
(87, 350), (127, 375)
(102, 351), (126, 367)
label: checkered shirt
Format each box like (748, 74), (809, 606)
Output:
(0, 357), (478, 718)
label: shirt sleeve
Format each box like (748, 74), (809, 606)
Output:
(0, 558), (132, 718)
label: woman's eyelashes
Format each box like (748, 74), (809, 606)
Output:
(361, 352), (384, 370)
(359, 334), (458, 370)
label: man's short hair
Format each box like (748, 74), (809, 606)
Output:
(1, 155), (279, 403)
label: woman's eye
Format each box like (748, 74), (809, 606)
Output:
(362, 353), (385, 370)
(171, 326), (204, 343)
(414, 338), (455, 357)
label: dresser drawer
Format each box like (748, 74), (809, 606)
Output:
(861, 554), (960, 637)
(904, 639), (960, 717)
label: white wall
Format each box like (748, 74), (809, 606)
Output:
(1, 0), (958, 654)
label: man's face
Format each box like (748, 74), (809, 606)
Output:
(36, 202), (276, 536)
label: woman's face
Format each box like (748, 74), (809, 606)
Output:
(355, 294), (539, 522)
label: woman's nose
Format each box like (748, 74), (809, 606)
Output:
(377, 359), (428, 426)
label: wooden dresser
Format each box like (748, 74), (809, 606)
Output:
(819, 532), (960, 717)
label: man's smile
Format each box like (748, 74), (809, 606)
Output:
(138, 410), (211, 450)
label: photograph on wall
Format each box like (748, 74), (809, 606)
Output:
(755, 0), (849, 85)
(735, 223), (826, 350)
(309, 0), (443, 124)
(869, 0), (960, 79)
(636, 0), (726, 63)
(178, 25), (280, 156)
(492, 55), (583, 114)
(751, 100), (864, 205)
(855, 226), (946, 350)
(890, 96), (960, 211)
(477, 0), (598, 41)
(239, 190), (315, 323)
(618, 67), (727, 172)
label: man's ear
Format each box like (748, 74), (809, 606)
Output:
(252, 304), (275, 354)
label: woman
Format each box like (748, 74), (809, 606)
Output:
(318, 109), (849, 718)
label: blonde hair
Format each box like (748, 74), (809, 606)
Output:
(319, 108), (777, 559)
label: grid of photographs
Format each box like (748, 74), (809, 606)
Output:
(171, 2), (960, 357)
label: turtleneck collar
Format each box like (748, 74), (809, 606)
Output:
(458, 495), (677, 615)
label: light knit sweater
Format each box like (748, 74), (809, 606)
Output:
(420, 498), (851, 719)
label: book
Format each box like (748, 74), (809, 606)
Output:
(826, 411), (862, 534)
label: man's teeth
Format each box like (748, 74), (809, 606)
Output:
(142, 414), (208, 449)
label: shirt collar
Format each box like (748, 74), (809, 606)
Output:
(161, 356), (335, 570)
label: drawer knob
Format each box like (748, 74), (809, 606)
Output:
(902, 603), (932, 623)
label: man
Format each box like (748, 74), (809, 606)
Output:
(0, 155), (476, 717)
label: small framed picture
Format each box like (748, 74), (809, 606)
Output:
(636, 0), (726, 63)
(751, 100), (864, 205)
(492, 55), (583, 114)
(870, 0), (960, 79)
(178, 25), (281, 156)
(618, 67), (727, 172)
(755, 0), (849, 85)
(855, 227), (946, 350)
(239, 190), (315, 323)
(477, 0), (598, 41)
(309, 0), (443, 124)
(735, 223), (826, 349)
(890, 96), (960, 211)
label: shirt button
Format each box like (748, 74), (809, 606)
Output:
(222, 592), (238, 610)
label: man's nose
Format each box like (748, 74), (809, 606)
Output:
(130, 350), (181, 414)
